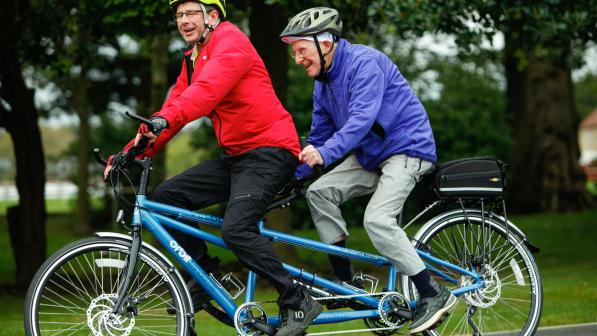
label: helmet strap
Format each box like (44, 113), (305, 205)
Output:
(313, 35), (335, 82)
(196, 3), (221, 46)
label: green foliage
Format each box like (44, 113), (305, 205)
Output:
(165, 129), (209, 176)
(588, 181), (597, 196)
(0, 130), (15, 181)
(287, 61), (316, 137)
(92, 114), (139, 156)
(186, 121), (223, 160)
(575, 71), (597, 118)
(103, 0), (172, 35)
(0, 126), (79, 181)
(424, 55), (511, 162)
(403, 0), (596, 66)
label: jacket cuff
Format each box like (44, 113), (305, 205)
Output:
(155, 111), (178, 130)
(317, 146), (331, 168)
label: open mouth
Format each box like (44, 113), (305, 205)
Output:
(182, 27), (195, 36)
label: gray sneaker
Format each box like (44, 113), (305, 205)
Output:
(276, 294), (323, 336)
(409, 286), (457, 334)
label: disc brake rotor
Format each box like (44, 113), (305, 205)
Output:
(462, 264), (501, 308)
(87, 294), (135, 336)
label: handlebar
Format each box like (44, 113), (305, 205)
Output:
(93, 111), (153, 168)
(125, 111), (153, 130)
(94, 148), (108, 166)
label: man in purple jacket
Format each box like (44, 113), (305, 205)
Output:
(280, 7), (457, 334)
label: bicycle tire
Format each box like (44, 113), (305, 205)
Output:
(24, 236), (193, 336)
(399, 212), (543, 336)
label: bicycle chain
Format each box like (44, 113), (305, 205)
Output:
(306, 326), (399, 335)
(242, 291), (405, 336)
(252, 290), (397, 304)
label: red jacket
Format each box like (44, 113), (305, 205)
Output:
(130, 22), (300, 158)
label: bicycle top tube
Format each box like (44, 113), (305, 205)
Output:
(138, 195), (485, 291)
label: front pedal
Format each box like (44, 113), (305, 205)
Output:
(252, 320), (276, 335)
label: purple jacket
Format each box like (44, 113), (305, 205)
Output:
(298, 38), (436, 176)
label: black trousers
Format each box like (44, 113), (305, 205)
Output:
(152, 147), (301, 308)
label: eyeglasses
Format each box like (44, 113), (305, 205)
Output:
(174, 9), (203, 21)
(291, 47), (315, 61)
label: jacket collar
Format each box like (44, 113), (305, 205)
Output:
(325, 38), (347, 81)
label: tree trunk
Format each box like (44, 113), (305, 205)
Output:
(249, 0), (289, 103)
(73, 66), (92, 235)
(505, 40), (594, 212)
(249, 2), (298, 260)
(148, 34), (169, 190)
(0, 1), (47, 286)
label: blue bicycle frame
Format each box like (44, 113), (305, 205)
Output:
(132, 194), (485, 328)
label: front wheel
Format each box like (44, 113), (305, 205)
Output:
(400, 212), (542, 336)
(24, 237), (192, 336)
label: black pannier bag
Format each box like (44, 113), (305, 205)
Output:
(434, 157), (506, 199)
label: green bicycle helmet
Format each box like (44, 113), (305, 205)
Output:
(280, 7), (342, 42)
(169, 0), (226, 19)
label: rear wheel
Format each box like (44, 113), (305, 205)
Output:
(24, 237), (192, 336)
(400, 212), (542, 336)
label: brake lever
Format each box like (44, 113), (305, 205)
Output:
(125, 110), (164, 135)
(125, 111), (153, 128)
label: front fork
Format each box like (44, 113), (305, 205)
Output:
(112, 225), (142, 315)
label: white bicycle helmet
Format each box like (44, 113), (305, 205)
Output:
(280, 7), (342, 43)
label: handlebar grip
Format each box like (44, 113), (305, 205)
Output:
(125, 111), (153, 127)
(125, 110), (166, 134)
(93, 148), (108, 166)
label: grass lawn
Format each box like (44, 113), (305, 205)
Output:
(1, 203), (596, 335)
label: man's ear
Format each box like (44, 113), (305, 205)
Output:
(321, 40), (333, 54)
(208, 9), (220, 23)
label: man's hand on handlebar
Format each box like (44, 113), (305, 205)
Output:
(102, 113), (169, 181)
(103, 152), (128, 180)
(134, 116), (168, 146)
(299, 145), (323, 167)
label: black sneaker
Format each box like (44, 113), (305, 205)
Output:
(409, 286), (457, 334)
(276, 293), (323, 336)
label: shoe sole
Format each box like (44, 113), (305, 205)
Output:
(409, 294), (457, 334)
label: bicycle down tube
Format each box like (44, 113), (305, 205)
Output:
(135, 195), (485, 327)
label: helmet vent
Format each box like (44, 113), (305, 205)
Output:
(280, 7), (343, 40)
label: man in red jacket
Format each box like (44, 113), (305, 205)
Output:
(104, 1), (321, 334)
